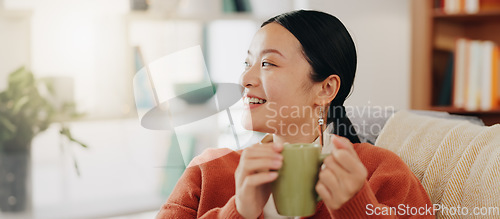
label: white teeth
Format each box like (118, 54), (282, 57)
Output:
(244, 97), (267, 104)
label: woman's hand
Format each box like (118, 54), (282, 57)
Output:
(315, 135), (368, 211)
(235, 142), (283, 219)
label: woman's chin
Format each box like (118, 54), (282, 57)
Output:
(241, 117), (264, 133)
(241, 122), (253, 131)
(241, 113), (253, 131)
(241, 111), (275, 133)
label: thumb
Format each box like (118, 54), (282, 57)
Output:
(331, 135), (356, 154)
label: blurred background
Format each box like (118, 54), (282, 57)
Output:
(1, 0), (469, 218)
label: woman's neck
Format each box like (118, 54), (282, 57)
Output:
(271, 108), (328, 145)
(272, 134), (317, 145)
(272, 123), (327, 145)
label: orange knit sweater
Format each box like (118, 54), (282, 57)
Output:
(157, 143), (434, 218)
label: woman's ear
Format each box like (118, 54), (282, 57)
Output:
(314, 74), (340, 105)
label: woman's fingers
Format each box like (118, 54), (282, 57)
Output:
(240, 157), (282, 174)
(316, 136), (369, 211)
(315, 182), (332, 201)
(235, 143), (284, 187)
(331, 150), (361, 174)
(317, 163), (349, 210)
(234, 143), (283, 219)
(318, 166), (340, 192)
(239, 144), (283, 174)
(331, 135), (354, 152)
(242, 146), (282, 160)
(331, 136), (366, 176)
(242, 171), (279, 187)
(324, 154), (364, 199)
(322, 155), (348, 185)
(332, 135), (358, 158)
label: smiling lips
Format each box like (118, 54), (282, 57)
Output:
(243, 96), (267, 109)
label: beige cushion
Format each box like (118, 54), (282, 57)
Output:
(375, 110), (500, 218)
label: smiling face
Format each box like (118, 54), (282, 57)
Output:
(240, 23), (323, 139)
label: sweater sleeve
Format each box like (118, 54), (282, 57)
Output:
(156, 151), (246, 219)
(328, 145), (434, 218)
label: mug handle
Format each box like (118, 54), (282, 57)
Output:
(316, 153), (330, 202)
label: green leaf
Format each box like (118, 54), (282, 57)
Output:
(12, 95), (29, 115)
(70, 139), (88, 148)
(59, 127), (88, 149)
(8, 67), (31, 89)
(0, 117), (16, 135)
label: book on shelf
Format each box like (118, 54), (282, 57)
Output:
(480, 41), (495, 111)
(453, 38), (468, 108)
(438, 53), (454, 106)
(465, 0), (479, 13)
(436, 0), (500, 14)
(465, 40), (481, 111)
(493, 46), (499, 109)
(440, 0), (478, 14)
(452, 38), (500, 111)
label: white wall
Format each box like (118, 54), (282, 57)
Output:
(0, 11), (31, 91)
(31, 0), (131, 117)
(309, 0), (411, 110)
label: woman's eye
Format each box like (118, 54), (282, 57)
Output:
(244, 62), (250, 68)
(262, 62), (275, 67)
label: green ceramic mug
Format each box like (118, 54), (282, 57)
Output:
(271, 143), (329, 217)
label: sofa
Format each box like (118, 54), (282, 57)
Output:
(358, 109), (500, 218)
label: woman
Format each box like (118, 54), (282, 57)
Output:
(157, 10), (433, 218)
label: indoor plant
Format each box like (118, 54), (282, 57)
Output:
(0, 67), (87, 212)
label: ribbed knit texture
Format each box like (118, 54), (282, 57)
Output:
(157, 142), (433, 218)
(375, 110), (500, 218)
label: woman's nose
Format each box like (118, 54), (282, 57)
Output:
(239, 65), (260, 88)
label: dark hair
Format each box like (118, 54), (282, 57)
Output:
(262, 10), (360, 143)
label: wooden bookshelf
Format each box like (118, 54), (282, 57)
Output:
(411, 0), (500, 126)
(433, 9), (500, 21)
(430, 106), (500, 114)
(430, 106), (500, 125)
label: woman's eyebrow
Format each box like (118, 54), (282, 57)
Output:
(247, 49), (286, 58)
